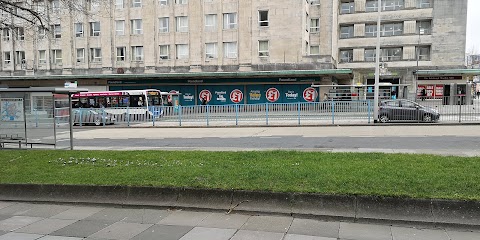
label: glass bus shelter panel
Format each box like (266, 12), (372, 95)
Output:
(0, 93), (27, 142)
(24, 92), (56, 147)
(53, 94), (72, 149)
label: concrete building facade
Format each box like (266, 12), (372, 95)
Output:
(0, 0), (469, 104)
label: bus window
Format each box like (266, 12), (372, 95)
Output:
(119, 96), (129, 107)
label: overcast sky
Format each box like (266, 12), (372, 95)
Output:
(467, 0), (480, 54)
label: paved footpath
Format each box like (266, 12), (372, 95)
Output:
(1, 201), (479, 240)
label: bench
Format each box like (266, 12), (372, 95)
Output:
(0, 134), (26, 149)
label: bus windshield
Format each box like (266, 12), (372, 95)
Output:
(147, 90), (163, 106)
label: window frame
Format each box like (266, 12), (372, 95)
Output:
(116, 47), (126, 61)
(340, 1), (355, 14)
(223, 41), (237, 59)
(223, 13), (237, 30)
(310, 18), (320, 33)
(115, 20), (125, 35)
(132, 0), (142, 8)
(339, 49), (353, 63)
(76, 48), (85, 63)
(205, 14), (217, 32)
(205, 42), (218, 59)
(90, 22), (101, 37)
(130, 19), (143, 35)
(131, 46), (144, 61)
(340, 25), (354, 39)
(258, 10), (269, 27)
(75, 23), (84, 37)
(258, 40), (269, 57)
(38, 50), (47, 64)
(52, 24), (61, 39)
(159, 45), (170, 60)
(176, 44), (189, 59)
(176, 16), (189, 32)
(3, 51), (11, 65)
(159, 17), (170, 33)
(51, 49), (62, 64)
(90, 48), (102, 62)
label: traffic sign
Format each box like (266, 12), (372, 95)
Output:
(266, 88), (280, 102)
(303, 87), (318, 102)
(230, 89), (244, 103)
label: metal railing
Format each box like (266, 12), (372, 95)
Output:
(19, 97), (480, 128)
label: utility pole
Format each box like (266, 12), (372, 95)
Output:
(373, 0), (382, 123)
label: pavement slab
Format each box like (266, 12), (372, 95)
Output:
(287, 219), (339, 238)
(339, 222), (392, 240)
(446, 230), (480, 240)
(18, 204), (73, 218)
(178, 227), (237, 240)
(157, 210), (212, 226)
(88, 222), (153, 240)
(197, 213), (251, 229)
(118, 208), (170, 224)
(14, 218), (77, 235)
(284, 234), (337, 240)
(240, 215), (293, 233)
(0, 216), (10, 222)
(391, 227), (449, 240)
(0, 230), (6, 236)
(230, 230), (284, 240)
(0, 232), (43, 240)
(0, 202), (15, 210)
(38, 236), (83, 240)
(130, 224), (193, 240)
(50, 220), (114, 238)
(0, 216), (44, 231)
(0, 203), (36, 216)
(50, 206), (105, 220)
(83, 208), (133, 222)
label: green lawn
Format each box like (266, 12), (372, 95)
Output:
(1, 150), (479, 200)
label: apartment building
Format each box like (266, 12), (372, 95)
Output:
(0, 0), (469, 105)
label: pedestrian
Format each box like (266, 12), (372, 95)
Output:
(421, 88), (426, 101)
(201, 97), (207, 105)
(323, 93), (329, 101)
(391, 90), (396, 100)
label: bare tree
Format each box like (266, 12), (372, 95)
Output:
(0, 0), (110, 31)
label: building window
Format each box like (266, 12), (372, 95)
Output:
(52, 24), (61, 38)
(159, 17), (169, 32)
(340, 1), (355, 14)
(132, 0), (142, 7)
(38, 27), (46, 39)
(258, 40), (269, 57)
(131, 46), (144, 61)
(38, 50), (47, 64)
(417, 46), (431, 60)
(51, 0), (60, 10)
(340, 25), (354, 39)
(159, 45), (170, 60)
(2, 29), (10, 41)
(3, 52), (11, 64)
(365, 25), (377, 37)
(259, 10), (269, 27)
(90, 22), (100, 36)
(51, 49), (62, 64)
(381, 22), (403, 36)
(223, 42), (237, 58)
(76, 48), (85, 63)
(417, 0), (432, 8)
(115, 20), (125, 35)
(75, 23), (84, 37)
(176, 44), (189, 59)
(15, 27), (24, 40)
(175, 0), (187, 4)
(159, 0), (169, 6)
(366, 0), (404, 12)
(15, 51), (25, 65)
(205, 43), (217, 59)
(115, 0), (124, 9)
(381, 47), (402, 61)
(90, 48), (102, 62)
(176, 16), (188, 32)
(116, 47), (126, 61)
(205, 14), (217, 32)
(339, 49), (353, 63)
(417, 20), (432, 34)
(310, 0), (320, 6)
(364, 49), (376, 62)
(310, 18), (319, 33)
(90, 0), (100, 11)
(223, 13), (237, 30)
(310, 46), (320, 55)
(131, 19), (143, 35)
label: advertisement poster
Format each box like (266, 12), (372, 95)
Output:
(0, 98), (24, 122)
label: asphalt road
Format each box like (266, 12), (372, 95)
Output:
(70, 125), (480, 156)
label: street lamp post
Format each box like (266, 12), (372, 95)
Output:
(373, 0), (382, 123)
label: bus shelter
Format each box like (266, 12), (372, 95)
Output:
(311, 83), (411, 101)
(0, 87), (87, 150)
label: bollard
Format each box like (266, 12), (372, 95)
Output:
(152, 107), (156, 127)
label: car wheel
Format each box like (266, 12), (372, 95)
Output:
(94, 119), (101, 126)
(379, 115), (389, 123)
(423, 114), (432, 122)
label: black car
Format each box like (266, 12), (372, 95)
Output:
(378, 99), (440, 123)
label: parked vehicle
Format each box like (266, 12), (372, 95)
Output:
(73, 109), (116, 126)
(379, 99), (440, 123)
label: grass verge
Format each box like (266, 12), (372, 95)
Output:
(0, 150), (479, 201)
